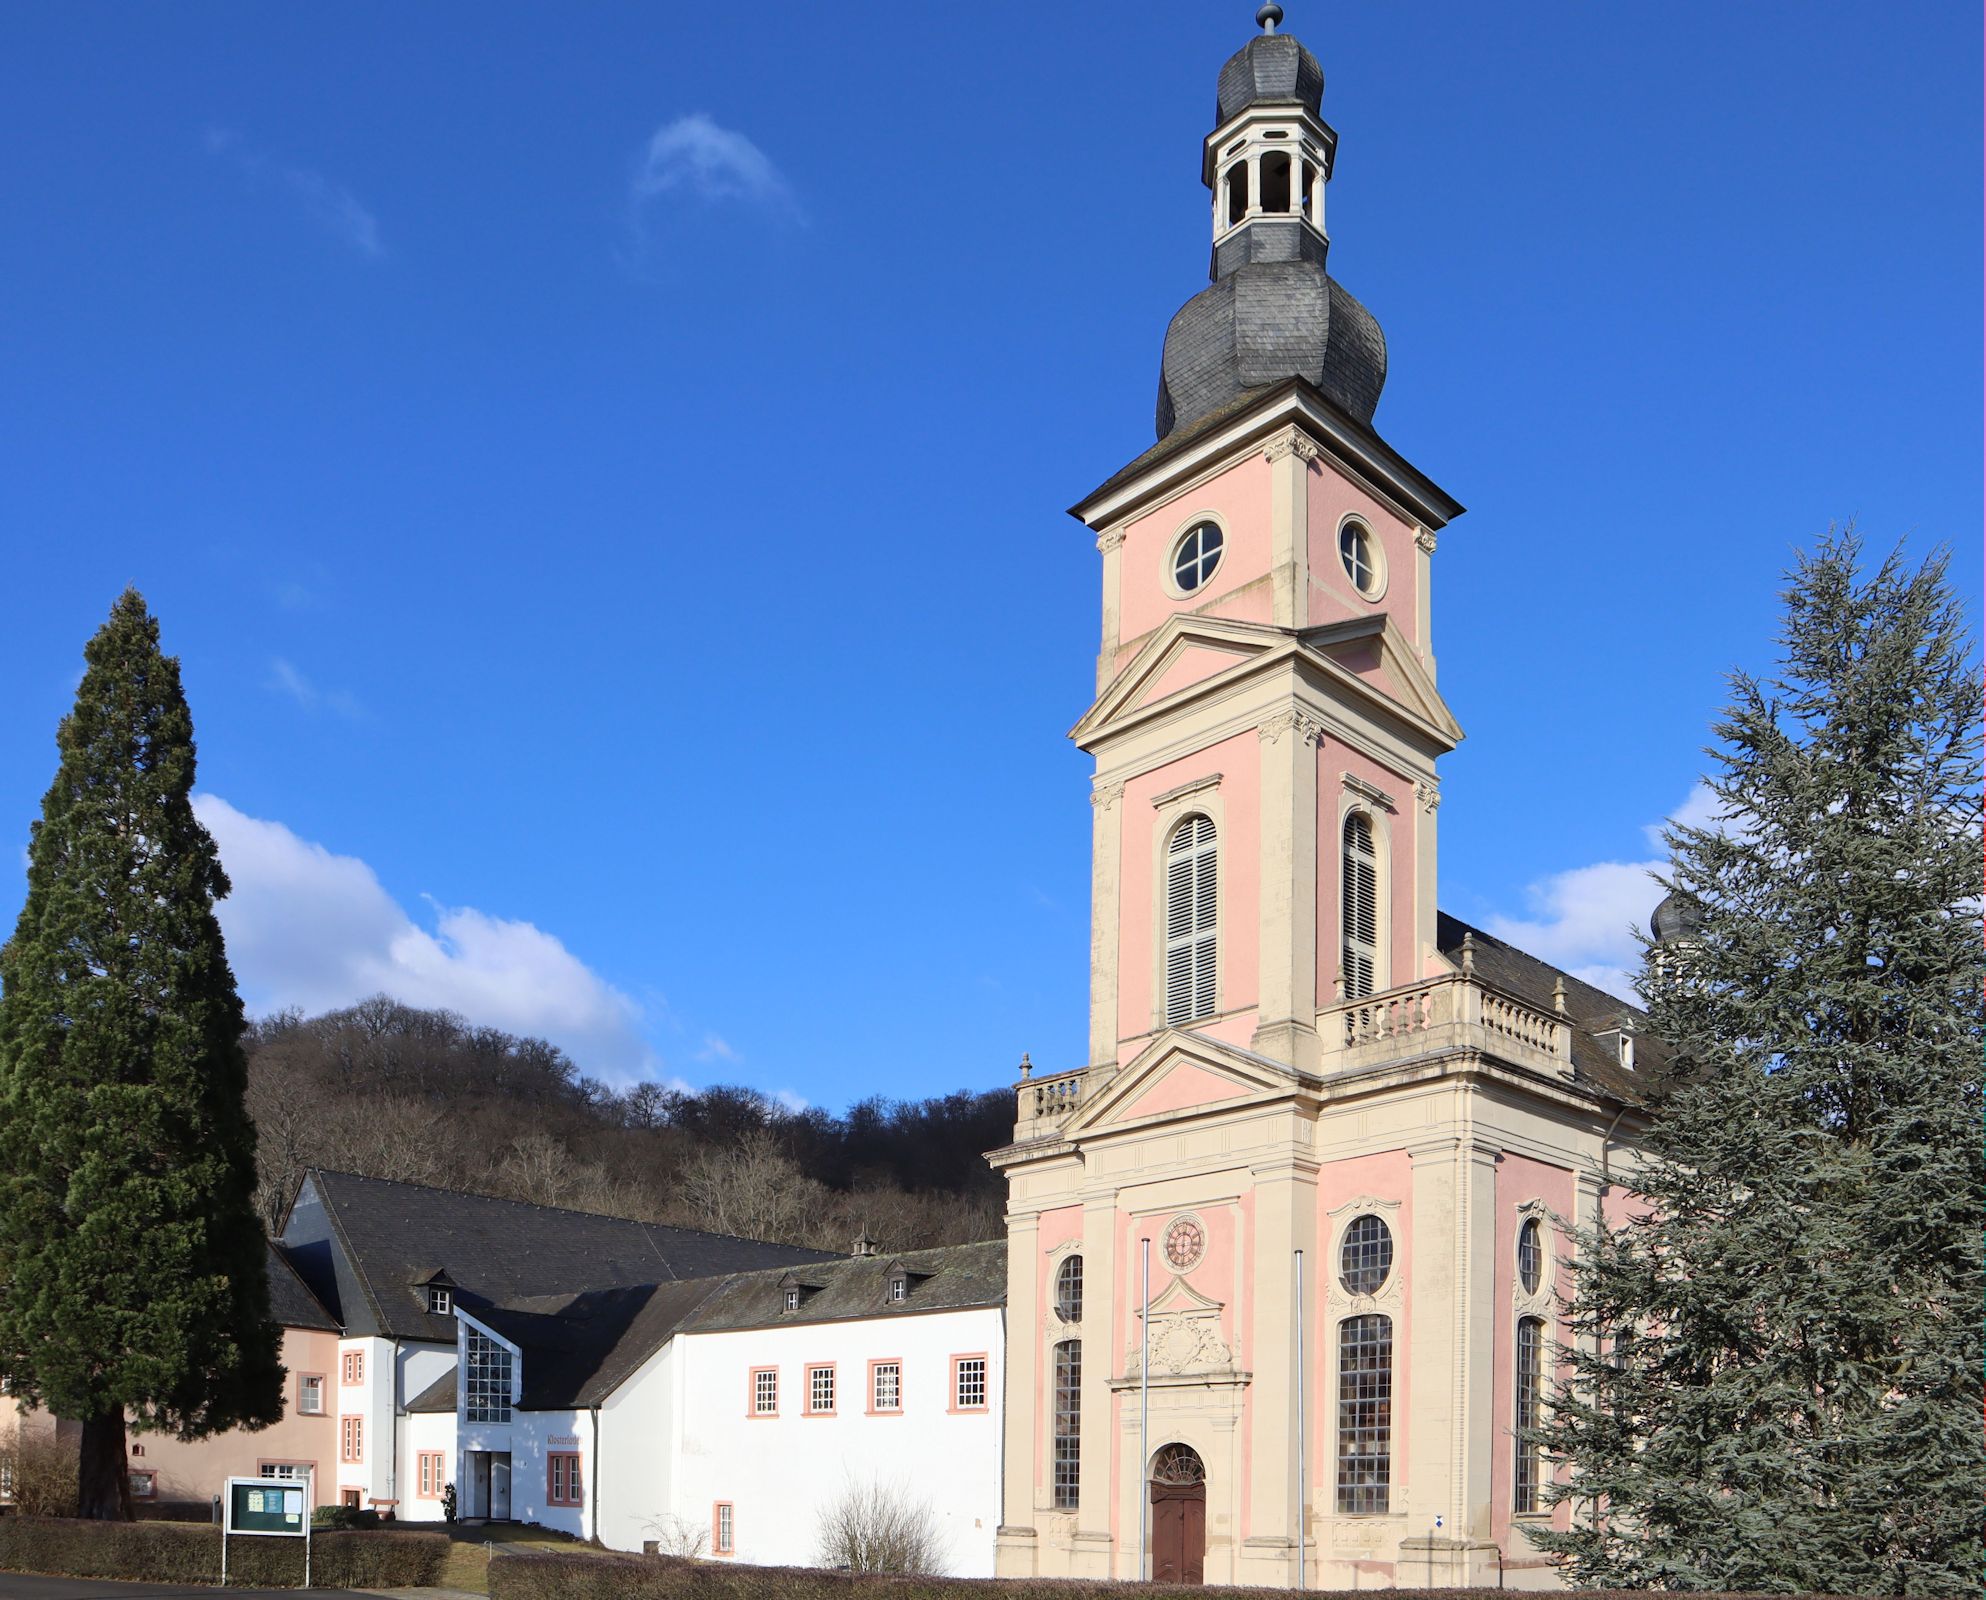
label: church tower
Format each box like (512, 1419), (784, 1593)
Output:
(993, 9), (1651, 1589)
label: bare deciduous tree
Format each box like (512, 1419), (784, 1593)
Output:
(814, 1476), (946, 1574)
(643, 1512), (711, 1558)
(677, 1129), (831, 1244)
(0, 1425), (80, 1517)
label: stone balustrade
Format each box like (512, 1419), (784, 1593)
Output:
(1319, 972), (1571, 1079)
(1013, 1064), (1091, 1140)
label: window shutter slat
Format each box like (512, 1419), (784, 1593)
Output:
(1164, 813), (1219, 1025)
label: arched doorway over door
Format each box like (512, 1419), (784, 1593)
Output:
(1148, 1443), (1206, 1584)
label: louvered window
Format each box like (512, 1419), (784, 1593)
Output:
(1164, 814), (1219, 1025)
(1341, 812), (1380, 1001)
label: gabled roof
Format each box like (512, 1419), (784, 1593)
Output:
(1435, 913), (1670, 1105)
(279, 1170), (838, 1343)
(266, 1241), (340, 1333)
(467, 1279), (728, 1409)
(681, 1239), (1007, 1334)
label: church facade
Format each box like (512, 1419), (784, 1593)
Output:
(990, 9), (1654, 1590)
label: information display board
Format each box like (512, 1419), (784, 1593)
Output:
(230, 1479), (307, 1534)
(221, 1475), (312, 1587)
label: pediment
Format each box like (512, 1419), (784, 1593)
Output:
(1300, 615), (1463, 746)
(1072, 616), (1289, 747)
(1063, 1030), (1300, 1137)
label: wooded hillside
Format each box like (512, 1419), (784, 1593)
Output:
(246, 997), (1010, 1252)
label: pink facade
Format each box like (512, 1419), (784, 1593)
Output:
(1305, 468), (1422, 649)
(1115, 457), (1276, 666)
(1489, 1155), (1576, 1553)
(1314, 741), (1421, 1000)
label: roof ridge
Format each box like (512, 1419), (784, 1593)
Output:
(307, 1166), (666, 1228)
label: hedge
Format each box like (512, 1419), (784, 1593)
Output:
(487, 1553), (1847, 1600)
(0, 1515), (449, 1589)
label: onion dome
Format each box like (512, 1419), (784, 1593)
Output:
(1216, 11), (1324, 123)
(1154, 7), (1389, 440)
(1650, 891), (1704, 944)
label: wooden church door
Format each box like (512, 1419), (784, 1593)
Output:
(1149, 1444), (1206, 1584)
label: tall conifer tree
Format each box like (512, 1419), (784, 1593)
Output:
(1528, 536), (1984, 1593)
(0, 591), (282, 1518)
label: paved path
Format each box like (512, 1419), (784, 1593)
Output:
(0, 1577), (379, 1599)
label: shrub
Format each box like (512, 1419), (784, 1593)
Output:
(0, 1517), (446, 1589)
(311, 1503), (382, 1530)
(815, 1478), (944, 1574)
(487, 1553), (1853, 1600)
(0, 1426), (79, 1518)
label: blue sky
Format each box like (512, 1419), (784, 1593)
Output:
(2, 3), (1978, 1108)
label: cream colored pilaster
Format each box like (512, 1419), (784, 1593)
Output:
(1075, 1194), (1119, 1550)
(1263, 429), (1316, 628)
(1454, 1139), (1501, 1542)
(1097, 528), (1125, 696)
(1251, 710), (1320, 1070)
(1413, 526), (1436, 676)
(1239, 1155), (1319, 1584)
(1089, 781), (1125, 1071)
(1412, 776), (1440, 976)
(997, 1210), (1042, 1571)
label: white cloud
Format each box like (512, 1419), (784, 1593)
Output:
(194, 795), (659, 1082)
(772, 1089), (809, 1115)
(1484, 784), (1716, 1005)
(267, 657), (362, 720)
(695, 1032), (741, 1065)
(630, 113), (799, 220)
(206, 128), (384, 258)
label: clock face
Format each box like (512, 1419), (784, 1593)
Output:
(1163, 1216), (1205, 1272)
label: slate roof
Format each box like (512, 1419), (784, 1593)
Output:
(266, 1241), (340, 1333)
(1216, 29), (1324, 124)
(278, 1170), (837, 1344)
(1435, 912), (1671, 1105)
(468, 1279), (728, 1409)
(679, 1239), (1007, 1334)
(1159, 260), (1387, 438)
(406, 1369), (456, 1415)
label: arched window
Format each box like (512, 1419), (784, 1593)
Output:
(1517, 1217), (1544, 1296)
(1260, 151), (1292, 213)
(1514, 1315), (1544, 1513)
(1336, 1314), (1392, 1514)
(1051, 1339), (1082, 1508)
(1341, 812), (1379, 1001)
(1224, 164), (1249, 227)
(1055, 1255), (1084, 1323)
(1164, 815), (1219, 1024)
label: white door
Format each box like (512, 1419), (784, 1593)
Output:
(490, 1453), (511, 1520)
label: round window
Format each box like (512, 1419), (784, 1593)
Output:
(1339, 1213), (1393, 1295)
(1518, 1216), (1544, 1295)
(1339, 520), (1380, 597)
(1171, 522), (1224, 594)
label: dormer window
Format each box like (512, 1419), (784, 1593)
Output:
(784, 1286), (801, 1313)
(880, 1260), (928, 1306)
(427, 1286), (453, 1316)
(887, 1275), (908, 1304)
(779, 1272), (821, 1314)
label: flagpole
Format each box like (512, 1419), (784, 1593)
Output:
(1139, 1236), (1151, 1581)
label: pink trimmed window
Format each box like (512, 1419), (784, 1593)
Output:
(297, 1373), (326, 1414)
(805, 1363), (836, 1415)
(869, 1360), (901, 1413)
(951, 1354), (989, 1411)
(749, 1367), (778, 1417)
(547, 1452), (583, 1508)
(341, 1350), (364, 1386)
(713, 1500), (735, 1555)
(417, 1451), (445, 1499)
(340, 1416), (363, 1463)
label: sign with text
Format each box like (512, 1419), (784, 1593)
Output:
(226, 1477), (307, 1537)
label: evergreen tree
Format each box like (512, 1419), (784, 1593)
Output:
(1527, 535), (1984, 1594)
(0, 591), (282, 1519)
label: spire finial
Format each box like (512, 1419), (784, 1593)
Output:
(1256, 3), (1283, 33)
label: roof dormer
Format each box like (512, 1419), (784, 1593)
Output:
(414, 1268), (458, 1317)
(882, 1259), (931, 1306)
